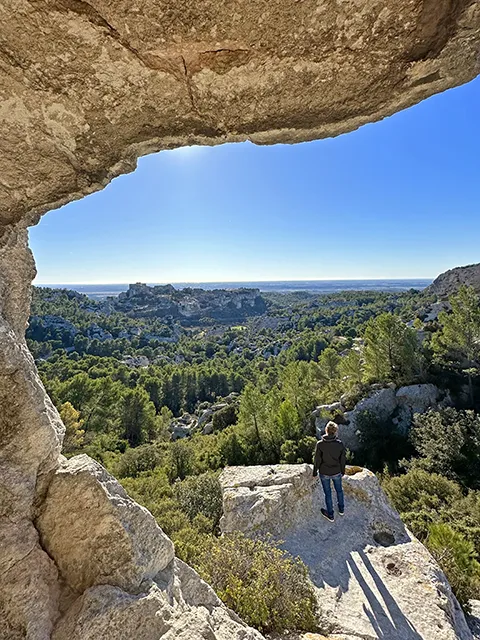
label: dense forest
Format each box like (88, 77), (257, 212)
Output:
(28, 283), (480, 633)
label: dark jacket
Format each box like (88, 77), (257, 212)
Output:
(313, 435), (346, 477)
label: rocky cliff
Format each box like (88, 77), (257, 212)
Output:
(220, 464), (473, 640)
(115, 283), (267, 322)
(2, 1), (480, 230)
(425, 264), (480, 298)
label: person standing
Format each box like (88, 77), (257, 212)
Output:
(312, 421), (346, 522)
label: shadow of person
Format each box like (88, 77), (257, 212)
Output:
(346, 550), (422, 639)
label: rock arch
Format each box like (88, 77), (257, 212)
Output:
(0, 1), (479, 637)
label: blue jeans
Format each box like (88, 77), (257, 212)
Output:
(320, 473), (344, 518)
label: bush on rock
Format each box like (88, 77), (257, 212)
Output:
(191, 532), (319, 634)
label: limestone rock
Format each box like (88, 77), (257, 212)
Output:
(52, 558), (264, 640)
(0, 226), (66, 639)
(32, 455), (266, 640)
(170, 413), (198, 440)
(468, 600), (480, 639)
(220, 464), (313, 535)
(396, 383), (439, 413)
(1, 1), (480, 230)
(394, 383), (441, 431)
(220, 464), (472, 640)
(37, 454), (175, 593)
(425, 263), (480, 298)
(115, 283), (266, 322)
(315, 384), (443, 450)
(0, 522), (60, 640)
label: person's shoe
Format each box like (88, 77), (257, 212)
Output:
(321, 508), (334, 522)
(338, 509), (345, 516)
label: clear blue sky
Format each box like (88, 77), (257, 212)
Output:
(31, 77), (480, 284)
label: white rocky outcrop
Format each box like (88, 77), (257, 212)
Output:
(220, 464), (473, 640)
(468, 600), (480, 639)
(33, 455), (265, 640)
(314, 384), (445, 450)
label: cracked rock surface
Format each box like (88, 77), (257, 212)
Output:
(38, 455), (265, 640)
(220, 465), (473, 640)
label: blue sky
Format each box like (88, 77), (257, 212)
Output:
(31, 77), (480, 284)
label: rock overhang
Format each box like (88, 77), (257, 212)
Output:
(0, 0), (480, 233)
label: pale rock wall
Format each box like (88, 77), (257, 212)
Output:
(0, 226), (65, 640)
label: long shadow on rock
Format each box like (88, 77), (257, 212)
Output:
(347, 550), (422, 640)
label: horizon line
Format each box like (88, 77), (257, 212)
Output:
(34, 276), (434, 286)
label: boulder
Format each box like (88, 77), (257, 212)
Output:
(220, 464), (313, 535)
(36, 455), (175, 593)
(202, 422), (214, 435)
(196, 408), (214, 429)
(170, 414), (198, 440)
(312, 402), (345, 420)
(395, 384), (441, 432)
(36, 456), (266, 640)
(0, 521), (60, 640)
(352, 387), (398, 423)
(220, 464), (472, 640)
(316, 384), (443, 451)
(52, 558), (264, 640)
(395, 384), (440, 413)
(315, 388), (397, 450)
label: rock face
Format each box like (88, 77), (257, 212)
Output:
(220, 464), (473, 640)
(468, 600), (480, 639)
(1, 0), (480, 231)
(116, 283), (267, 323)
(1, 4), (480, 638)
(425, 263), (480, 298)
(36, 455), (265, 640)
(37, 455), (175, 593)
(170, 396), (239, 440)
(314, 384), (444, 450)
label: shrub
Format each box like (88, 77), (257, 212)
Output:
(173, 472), (223, 530)
(382, 469), (462, 540)
(427, 523), (480, 607)
(280, 436), (317, 464)
(192, 533), (319, 634)
(171, 526), (211, 566)
(115, 443), (163, 478)
(355, 410), (411, 472)
(212, 404), (238, 431)
(410, 408), (480, 488)
(121, 469), (194, 537)
(165, 439), (194, 481)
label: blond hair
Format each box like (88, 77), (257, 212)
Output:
(325, 421), (338, 436)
